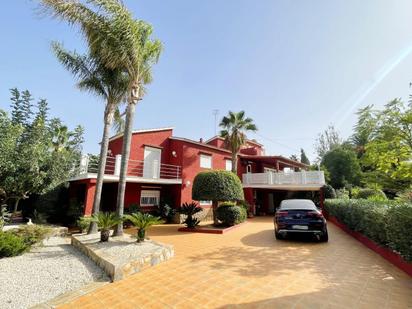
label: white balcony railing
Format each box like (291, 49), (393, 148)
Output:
(76, 154), (181, 180)
(242, 171), (325, 187)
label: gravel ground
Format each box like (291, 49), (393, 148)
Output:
(0, 236), (109, 309)
(90, 236), (165, 265)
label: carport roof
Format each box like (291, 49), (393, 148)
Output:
(239, 155), (308, 169)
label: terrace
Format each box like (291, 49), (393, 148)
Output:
(242, 170), (325, 190)
(71, 154), (182, 184)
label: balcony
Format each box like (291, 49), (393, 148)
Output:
(242, 171), (325, 190)
(72, 155), (182, 184)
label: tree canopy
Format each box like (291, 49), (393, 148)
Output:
(0, 88), (83, 211)
(321, 147), (361, 189)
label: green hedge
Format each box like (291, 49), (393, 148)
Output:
(352, 188), (387, 200)
(216, 202), (247, 226)
(325, 199), (412, 262)
(192, 170), (244, 201)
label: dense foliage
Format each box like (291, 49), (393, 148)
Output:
(216, 202), (247, 226)
(316, 100), (412, 197)
(321, 147), (361, 189)
(0, 225), (51, 258)
(352, 187), (387, 200)
(0, 232), (28, 258)
(0, 88), (83, 213)
(192, 170), (244, 202)
(324, 199), (412, 262)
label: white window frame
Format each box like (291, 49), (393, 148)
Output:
(200, 154), (212, 169)
(199, 200), (212, 206)
(140, 190), (160, 207)
(225, 159), (232, 171)
(246, 164), (252, 173)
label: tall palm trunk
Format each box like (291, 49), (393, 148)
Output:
(88, 103), (115, 234)
(231, 151), (238, 174)
(114, 99), (137, 236)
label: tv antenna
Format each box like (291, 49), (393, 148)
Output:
(212, 109), (219, 135)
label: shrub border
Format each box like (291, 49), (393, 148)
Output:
(326, 214), (412, 277)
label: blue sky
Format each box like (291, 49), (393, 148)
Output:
(2, 0), (412, 162)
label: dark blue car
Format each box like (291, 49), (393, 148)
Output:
(274, 199), (328, 242)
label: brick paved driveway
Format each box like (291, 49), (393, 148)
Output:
(59, 217), (412, 309)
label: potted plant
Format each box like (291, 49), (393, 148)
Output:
(91, 212), (123, 242)
(177, 202), (203, 228)
(124, 212), (163, 242)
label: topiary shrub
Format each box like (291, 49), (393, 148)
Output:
(192, 170), (244, 225)
(237, 200), (252, 217)
(322, 184), (336, 199)
(324, 199), (412, 262)
(216, 202), (246, 226)
(0, 232), (29, 258)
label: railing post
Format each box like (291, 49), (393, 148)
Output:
(79, 154), (89, 174)
(114, 154), (122, 176)
(268, 172), (273, 185)
(302, 170), (306, 184)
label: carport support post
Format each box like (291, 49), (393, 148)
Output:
(319, 187), (324, 211)
(84, 180), (96, 216)
(244, 188), (255, 215)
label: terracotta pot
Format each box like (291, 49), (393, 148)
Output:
(137, 228), (146, 242)
(100, 229), (110, 242)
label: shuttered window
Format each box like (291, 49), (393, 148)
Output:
(200, 154), (212, 168)
(140, 190), (160, 206)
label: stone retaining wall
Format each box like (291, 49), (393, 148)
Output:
(71, 233), (174, 282)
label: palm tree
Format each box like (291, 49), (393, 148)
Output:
(124, 212), (163, 242)
(113, 23), (162, 236)
(219, 111), (257, 173)
(41, 0), (162, 236)
(90, 212), (123, 242)
(51, 42), (128, 233)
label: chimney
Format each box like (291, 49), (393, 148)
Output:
(199, 138), (203, 143)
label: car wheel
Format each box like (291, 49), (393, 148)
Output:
(320, 229), (328, 242)
(275, 230), (283, 240)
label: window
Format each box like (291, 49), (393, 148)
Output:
(200, 154), (212, 168)
(225, 159), (232, 171)
(140, 190), (160, 206)
(246, 164), (252, 173)
(199, 200), (212, 206)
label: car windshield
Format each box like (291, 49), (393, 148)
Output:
(279, 199), (317, 210)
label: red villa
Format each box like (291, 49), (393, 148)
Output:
(68, 127), (325, 219)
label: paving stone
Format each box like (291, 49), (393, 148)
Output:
(57, 218), (412, 308)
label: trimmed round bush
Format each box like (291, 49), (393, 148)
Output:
(216, 202), (246, 226)
(192, 170), (244, 201)
(0, 232), (29, 258)
(323, 184), (336, 199)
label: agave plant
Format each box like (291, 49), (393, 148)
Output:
(178, 202), (203, 228)
(90, 212), (123, 242)
(124, 212), (163, 242)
